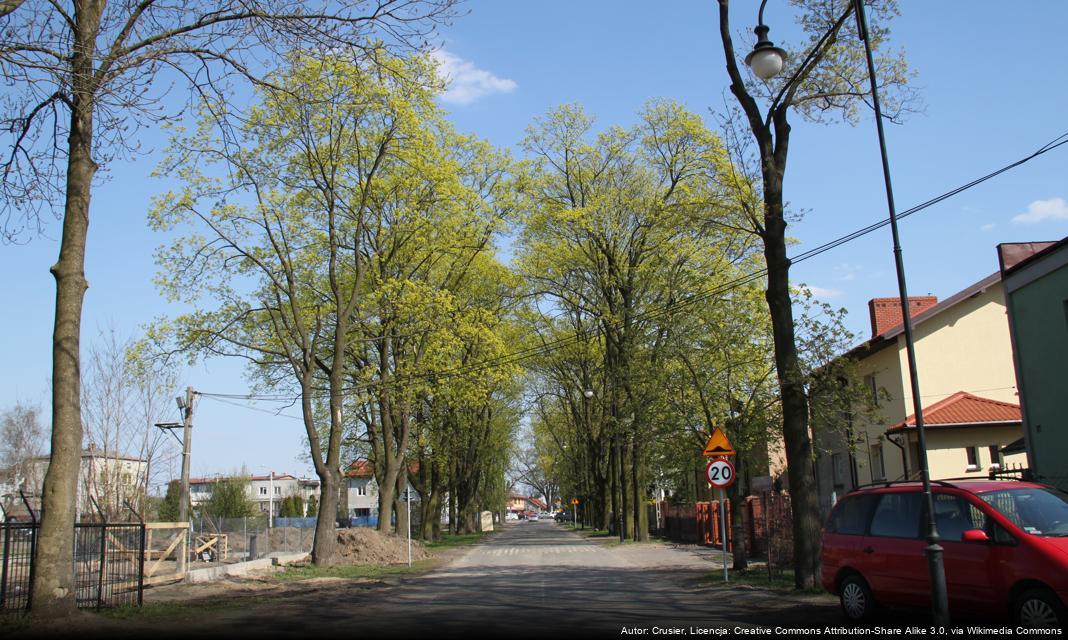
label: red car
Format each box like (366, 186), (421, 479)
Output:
(821, 479), (1068, 628)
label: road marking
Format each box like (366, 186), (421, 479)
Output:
(480, 545), (604, 556)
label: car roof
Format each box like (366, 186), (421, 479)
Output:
(844, 478), (1049, 497)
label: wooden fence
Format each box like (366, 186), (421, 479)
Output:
(655, 492), (794, 569)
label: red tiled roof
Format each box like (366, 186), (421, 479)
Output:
(887, 392), (1021, 433)
(344, 460), (419, 478)
(346, 460), (374, 478)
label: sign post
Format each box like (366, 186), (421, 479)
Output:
(703, 427), (736, 584)
(404, 487), (412, 567)
(571, 498), (579, 528)
(705, 458), (735, 583)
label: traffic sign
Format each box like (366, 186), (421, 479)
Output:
(570, 498), (580, 505)
(705, 459), (736, 489)
(702, 427), (736, 457)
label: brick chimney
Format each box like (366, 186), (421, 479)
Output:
(868, 296), (938, 338)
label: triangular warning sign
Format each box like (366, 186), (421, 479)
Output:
(702, 427), (736, 457)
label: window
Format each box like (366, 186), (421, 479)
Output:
(356, 484), (367, 497)
(965, 446), (980, 470)
(274, 486), (281, 495)
(864, 374), (879, 406)
(871, 444), (886, 481)
(988, 445), (1003, 468)
(929, 494), (987, 542)
(832, 453), (845, 486)
(259, 486), (267, 495)
(827, 494), (877, 536)
(869, 492), (922, 538)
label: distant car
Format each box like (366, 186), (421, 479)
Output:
(821, 478), (1068, 628)
(528, 514), (539, 522)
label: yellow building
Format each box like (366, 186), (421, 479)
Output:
(813, 272), (1027, 515)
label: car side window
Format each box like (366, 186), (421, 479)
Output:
(990, 521), (1017, 546)
(827, 494), (877, 535)
(869, 492), (922, 538)
(929, 493), (987, 542)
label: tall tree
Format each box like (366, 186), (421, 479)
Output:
(83, 327), (178, 519)
(0, 0), (455, 616)
(518, 100), (749, 540)
(0, 401), (47, 515)
(715, 0), (914, 588)
(151, 52), (447, 565)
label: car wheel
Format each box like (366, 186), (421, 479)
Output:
(1014, 588), (1065, 629)
(839, 574), (876, 623)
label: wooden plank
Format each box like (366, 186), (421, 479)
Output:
(145, 522), (190, 530)
(146, 532), (185, 578)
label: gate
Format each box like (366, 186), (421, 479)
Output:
(2, 516), (145, 612)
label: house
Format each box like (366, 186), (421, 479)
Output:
(343, 460), (418, 520)
(23, 444), (148, 521)
(507, 495), (547, 514)
(999, 238), (1068, 491)
(812, 271), (1026, 515)
(188, 472), (321, 516)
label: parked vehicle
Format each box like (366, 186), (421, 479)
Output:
(821, 479), (1068, 628)
(528, 513), (539, 522)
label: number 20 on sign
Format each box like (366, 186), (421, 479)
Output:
(705, 458), (735, 489)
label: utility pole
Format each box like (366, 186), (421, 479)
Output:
(178, 387), (195, 524)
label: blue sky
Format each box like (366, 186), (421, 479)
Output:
(3, 1), (1067, 486)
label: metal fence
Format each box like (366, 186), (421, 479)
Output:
(1, 519), (145, 612)
(189, 515), (313, 560)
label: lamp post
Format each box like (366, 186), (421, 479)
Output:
(743, 0), (949, 625)
(583, 388), (594, 530)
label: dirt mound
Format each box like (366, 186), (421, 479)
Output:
(334, 527), (430, 565)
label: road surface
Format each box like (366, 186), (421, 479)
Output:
(182, 521), (836, 638)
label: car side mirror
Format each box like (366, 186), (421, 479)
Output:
(962, 528), (990, 543)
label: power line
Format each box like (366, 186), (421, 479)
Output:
(197, 130), (1068, 407)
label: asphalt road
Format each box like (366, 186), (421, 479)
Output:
(160, 521), (837, 638)
(23, 522), (842, 639)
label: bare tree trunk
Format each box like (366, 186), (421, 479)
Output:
(729, 455), (748, 570)
(632, 437), (648, 542)
(393, 469), (409, 538)
(31, 0), (103, 615)
(764, 212), (821, 587)
(312, 469), (339, 565)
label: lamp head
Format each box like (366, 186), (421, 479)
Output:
(744, 24), (787, 80)
(584, 389), (594, 399)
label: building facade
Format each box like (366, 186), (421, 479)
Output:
(188, 472), (321, 517)
(22, 444), (148, 521)
(813, 273), (1027, 515)
(1000, 238), (1068, 491)
(343, 460), (418, 519)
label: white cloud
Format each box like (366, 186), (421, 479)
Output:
(793, 284), (842, 299)
(1011, 197), (1068, 224)
(430, 49), (517, 105)
(832, 262), (862, 282)
(980, 223), (996, 232)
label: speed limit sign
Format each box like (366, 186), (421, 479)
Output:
(705, 459), (735, 489)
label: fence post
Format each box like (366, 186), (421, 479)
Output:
(21, 491), (36, 610)
(125, 500), (146, 607)
(1, 518), (11, 609)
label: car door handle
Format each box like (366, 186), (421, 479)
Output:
(863, 546), (875, 554)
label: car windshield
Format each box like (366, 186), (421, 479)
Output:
(979, 487), (1068, 537)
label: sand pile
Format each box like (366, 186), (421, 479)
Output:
(333, 527), (431, 565)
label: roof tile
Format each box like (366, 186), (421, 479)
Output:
(888, 391), (1021, 432)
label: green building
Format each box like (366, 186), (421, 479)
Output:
(999, 238), (1068, 491)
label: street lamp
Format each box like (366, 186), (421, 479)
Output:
(743, 0), (788, 80)
(744, 0), (949, 626)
